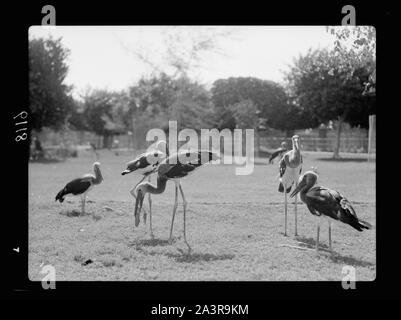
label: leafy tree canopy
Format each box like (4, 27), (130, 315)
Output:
(327, 26), (376, 95)
(82, 89), (126, 137)
(29, 37), (73, 131)
(211, 77), (289, 130)
(285, 48), (374, 129)
(128, 73), (216, 131)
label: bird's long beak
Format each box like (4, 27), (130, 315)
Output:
(121, 169), (130, 176)
(134, 189), (145, 227)
(290, 181), (305, 198)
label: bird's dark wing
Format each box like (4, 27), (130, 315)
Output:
(158, 151), (217, 179)
(163, 163), (197, 179)
(299, 154), (303, 175)
(64, 177), (92, 195)
(306, 203), (321, 216)
(269, 148), (286, 163)
(305, 186), (370, 231)
(304, 186), (340, 219)
(279, 153), (289, 178)
(56, 177), (92, 201)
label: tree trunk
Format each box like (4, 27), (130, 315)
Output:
(32, 131), (45, 160)
(255, 129), (260, 158)
(132, 116), (139, 150)
(333, 115), (344, 159)
(103, 134), (112, 149)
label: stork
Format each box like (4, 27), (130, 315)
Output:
(290, 170), (372, 252)
(269, 141), (288, 164)
(121, 140), (168, 238)
(133, 150), (220, 253)
(278, 135), (302, 236)
(55, 162), (103, 214)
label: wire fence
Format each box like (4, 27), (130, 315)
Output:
(259, 136), (373, 153)
(33, 127), (375, 161)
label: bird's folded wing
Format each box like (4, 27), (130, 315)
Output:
(64, 178), (92, 195)
(270, 148), (284, 160)
(304, 186), (340, 218)
(279, 155), (288, 177)
(163, 163), (197, 179)
(328, 189), (358, 218)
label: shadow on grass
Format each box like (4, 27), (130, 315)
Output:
(135, 238), (173, 247)
(59, 209), (88, 217)
(165, 251), (235, 263)
(296, 236), (375, 267)
(329, 253), (375, 267)
(295, 235), (332, 252)
(128, 238), (235, 263)
(316, 157), (370, 163)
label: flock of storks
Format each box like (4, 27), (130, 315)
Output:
(55, 136), (372, 254)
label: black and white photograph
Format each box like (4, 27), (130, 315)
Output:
(4, 2), (393, 305)
(26, 24), (376, 282)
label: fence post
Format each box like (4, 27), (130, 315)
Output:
(367, 115), (376, 163)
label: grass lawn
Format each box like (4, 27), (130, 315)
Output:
(28, 150), (376, 281)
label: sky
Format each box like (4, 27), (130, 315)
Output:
(29, 26), (336, 97)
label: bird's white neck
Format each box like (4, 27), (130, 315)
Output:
(146, 176), (167, 195)
(292, 140), (299, 151)
(93, 166), (103, 184)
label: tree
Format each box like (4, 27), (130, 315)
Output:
(67, 99), (87, 131)
(124, 26), (235, 80)
(211, 77), (290, 132)
(29, 37), (73, 139)
(82, 89), (125, 148)
(285, 48), (375, 158)
(266, 99), (320, 136)
(327, 26), (376, 95)
(168, 76), (216, 131)
(126, 74), (217, 148)
(229, 100), (259, 129)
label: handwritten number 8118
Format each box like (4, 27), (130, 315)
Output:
(14, 111), (28, 142)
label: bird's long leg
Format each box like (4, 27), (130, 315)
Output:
(284, 183), (288, 237)
(80, 195), (84, 214)
(143, 176), (151, 224)
(148, 176), (154, 239)
(168, 182), (179, 243)
(129, 176), (148, 217)
(294, 182), (298, 237)
(179, 183), (191, 254)
(316, 222), (320, 252)
(83, 193), (88, 214)
(81, 194), (86, 214)
(328, 220), (332, 253)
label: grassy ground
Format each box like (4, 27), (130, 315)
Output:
(29, 150), (375, 281)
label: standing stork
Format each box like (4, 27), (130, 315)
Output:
(278, 135), (302, 236)
(290, 170), (372, 252)
(55, 162), (103, 214)
(121, 140), (168, 238)
(133, 150), (220, 253)
(269, 141), (288, 164)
